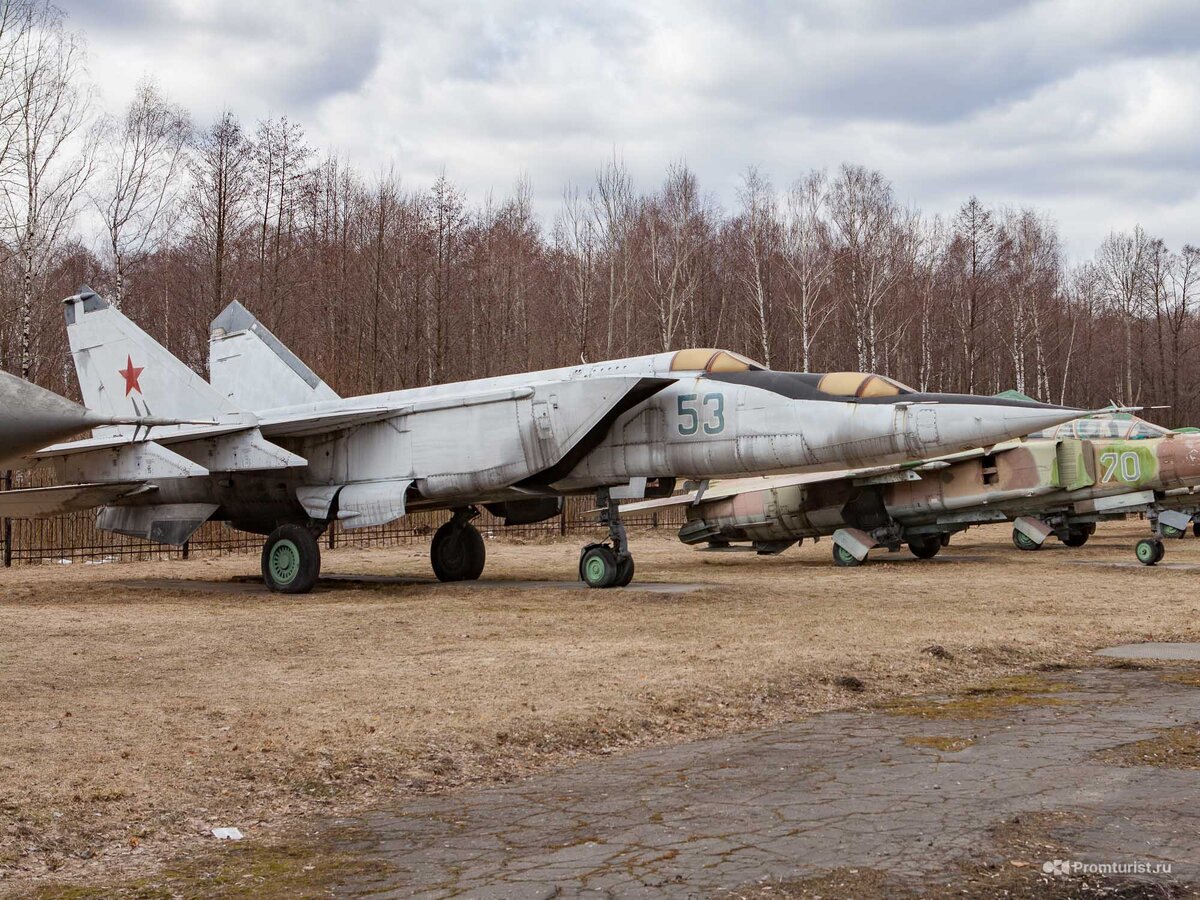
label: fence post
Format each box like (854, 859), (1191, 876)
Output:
(181, 540), (189, 560)
(328, 526), (336, 550)
(2, 469), (11, 568)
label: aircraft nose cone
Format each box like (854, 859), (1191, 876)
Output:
(0, 372), (97, 468)
(925, 397), (1089, 454)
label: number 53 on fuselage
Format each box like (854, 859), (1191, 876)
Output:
(0, 289), (1095, 592)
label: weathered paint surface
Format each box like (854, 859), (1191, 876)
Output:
(680, 417), (1200, 550)
(0, 290), (1091, 547)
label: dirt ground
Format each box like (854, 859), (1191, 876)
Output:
(1, 520), (1197, 896)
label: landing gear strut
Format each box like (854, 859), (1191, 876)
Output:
(262, 523), (322, 594)
(432, 507), (486, 582)
(579, 489), (634, 588)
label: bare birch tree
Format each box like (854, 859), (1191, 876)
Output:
(1095, 227), (1150, 403)
(187, 111), (253, 324)
(0, 0), (93, 382)
(590, 153), (635, 357)
(641, 161), (709, 352)
(828, 164), (902, 371)
(92, 79), (190, 307)
(735, 166), (777, 367)
(555, 183), (596, 362)
(780, 169), (834, 372)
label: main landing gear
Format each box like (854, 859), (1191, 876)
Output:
(262, 524), (323, 593)
(431, 507), (486, 582)
(907, 534), (942, 559)
(579, 488), (635, 589)
(1135, 511), (1193, 566)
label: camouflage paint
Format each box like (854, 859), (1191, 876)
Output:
(680, 419), (1200, 549)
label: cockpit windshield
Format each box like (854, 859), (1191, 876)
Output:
(670, 349), (767, 373)
(1030, 414), (1170, 441)
(815, 372), (915, 398)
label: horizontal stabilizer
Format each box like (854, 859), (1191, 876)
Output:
(96, 503), (218, 545)
(0, 482), (150, 518)
(209, 301), (340, 411)
(172, 428), (307, 472)
(51, 441), (208, 484)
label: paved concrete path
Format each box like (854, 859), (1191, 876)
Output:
(1096, 642), (1200, 661)
(341, 667), (1200, 898)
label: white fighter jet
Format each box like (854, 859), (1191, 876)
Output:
(0, 287), (1095, 591)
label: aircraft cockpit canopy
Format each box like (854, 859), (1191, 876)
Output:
(814, 372), (916, 399)
(1031, 414), (1171, 441)
(670, 349), (766, 373)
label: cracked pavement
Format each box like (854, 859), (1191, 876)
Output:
(338, 666), (1200, 897)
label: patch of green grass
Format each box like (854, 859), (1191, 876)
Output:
(881, 674), (1070, 721)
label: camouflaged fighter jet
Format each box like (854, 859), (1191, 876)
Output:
(0, 287), (1093, 592)
(624, 411), (1200, 568)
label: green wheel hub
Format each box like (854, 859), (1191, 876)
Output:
(1136, 540), (1157, 564)
(1162, 525), (1183, 539)
(584, 554), (609, 584)
(269, 539), (301, 585)
(1013, 530), (1039, 551)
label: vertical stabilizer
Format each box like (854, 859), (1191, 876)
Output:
(63, 286), (250, 437)
(209, 300), (340, 412)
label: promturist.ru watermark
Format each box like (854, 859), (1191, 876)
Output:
(1043, 858), (1172, 877)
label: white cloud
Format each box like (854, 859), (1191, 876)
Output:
(66, 0), (1200, 258)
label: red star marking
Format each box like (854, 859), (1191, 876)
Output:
(118, 355), (144, 396)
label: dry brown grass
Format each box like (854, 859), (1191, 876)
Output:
(1, 520), (1198, 894)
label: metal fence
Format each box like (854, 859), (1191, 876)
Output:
(1, 484), (684, 566)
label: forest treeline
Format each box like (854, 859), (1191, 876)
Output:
(0, 2), (1197, 425)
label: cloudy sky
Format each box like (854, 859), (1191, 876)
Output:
(65, 0), (1199, 258)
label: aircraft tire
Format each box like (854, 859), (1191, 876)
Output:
(1161, 525), (1185, 539)
(832, 543), (862, 567)
(580, 545), (619, 588)
(1012, 528), (1041, 551)
(1135, 538), (1164, 566)
(1194, 522), (1200, 538)
(1060, 527), (1090, 548)
(908, 535), (941, 559)
(614, 554), (635, 587)
(431, 521), (486, 582)
(262, 524), (321, 594)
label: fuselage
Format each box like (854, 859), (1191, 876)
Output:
(48, 348), (1087, 537)
(679, 422), (1200, 548)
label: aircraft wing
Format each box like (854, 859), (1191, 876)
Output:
(0, 481), (151, 517)
(621, 446), (998, 513)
